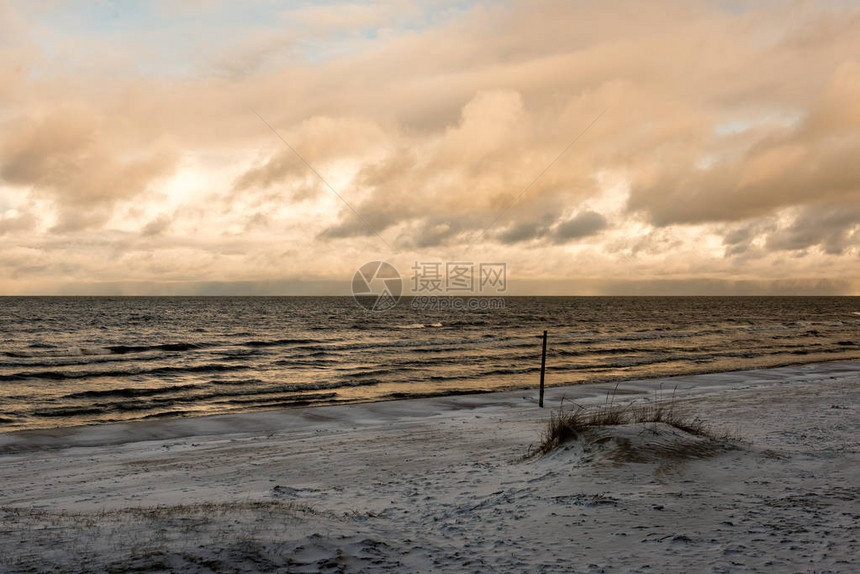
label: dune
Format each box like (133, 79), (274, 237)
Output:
(1, 361), (858, 572)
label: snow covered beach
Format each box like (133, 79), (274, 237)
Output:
(1, 361), (858, 572)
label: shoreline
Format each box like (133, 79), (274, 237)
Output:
(2, 359), (858, 454)
(3, 356), (859, 446)
(1, 360), (858, 572)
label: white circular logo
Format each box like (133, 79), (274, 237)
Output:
(351, 261), (402, 312)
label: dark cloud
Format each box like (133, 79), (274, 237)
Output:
(318, 192), (420, 242)
(767, 205), (860, 255)
(141, 214), (172, 237)
(718, 204), (860, 259)
(497, 221), (547, 244)
(493, 201), (568, 245)
(721, 219), (777, 257)
(494, 210), (609, 245)
(395, 217), (483, 249)
(232, 152), (312, 194)
(551, 211), (608, 243)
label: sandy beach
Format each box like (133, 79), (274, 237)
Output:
(1, 361), (858, 573)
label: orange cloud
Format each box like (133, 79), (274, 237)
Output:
(0, 0), (858, 293)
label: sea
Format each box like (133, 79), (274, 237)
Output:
(1, 296), (858, 433)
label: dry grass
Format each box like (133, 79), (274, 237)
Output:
(0, 499), (341, 573)
(0, 499), (319, 524)
(531, 387), (738, 456)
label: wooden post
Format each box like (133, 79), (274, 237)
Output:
(539, 330), (547, 408)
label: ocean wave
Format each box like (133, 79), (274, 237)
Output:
(32, 405), (108, 418)
(288, 337), (490, 354)
(242, 338), (321, 348)
(0, 352), (177, 369)
(426, 366), (540, 381)
(207, 378), (265, 386)
(554, 347), (658, 357)
(63, 383), (206, 400)
(214, 397), (342, 409)
(615, 329), (725, 341)
(339, 367), (400, 378)
(171, 379), (367, 399)
(34, 383), (365, 419)
(271, 358), (340, 367)
(142, 410), (190, 419)
(107, 343), (205, 354)
(213, 391), (338, 406)
(3, 347), (111, 359)
(3, 342), (205, 359)
(0, 363), (251, 383)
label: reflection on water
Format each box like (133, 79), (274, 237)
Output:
(1, 296), (858, 431)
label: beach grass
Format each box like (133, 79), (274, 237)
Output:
(532, 389), (738, 456)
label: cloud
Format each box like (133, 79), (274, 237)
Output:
(767, 205), (860, 255)
(278, 88), (603, 249)
(0, 210), (35, 235)
(552, 211), (608, 243)
(494, 209), (608, 245)
(1, 0), (859, 293)
(0, 106), (178, 231)
(627, 59), (860, 227)
(497, 221), (546, 245)
(208, 33), (293, 78)
(721, 218), (777, 257)
(141, 214), (172, 237)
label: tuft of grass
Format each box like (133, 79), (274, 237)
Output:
(530, 388), (738, 457)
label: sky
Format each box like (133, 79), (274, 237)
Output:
(0, 0), (858, 295)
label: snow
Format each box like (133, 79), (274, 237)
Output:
(1, 361), (858, 572)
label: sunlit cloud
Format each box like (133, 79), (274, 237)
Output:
(0, 0), (858, 295)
